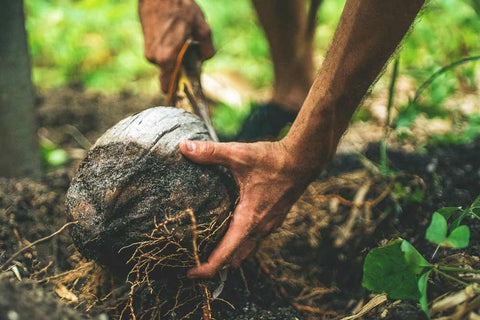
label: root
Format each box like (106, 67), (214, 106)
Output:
(28, 205), (229, 319)
(117, 207), (224, 319)
(334, 181), (372, 247)
(186, 209), (212, 320)
(255, 168), (418, 317)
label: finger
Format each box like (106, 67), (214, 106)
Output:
(230, 217), (280, 268)
(263, 219), (283, 234)
(187, 204), (252, 279)
(193, 14), (215, 60)
(179, 140), (233, 166)
(230, 238), (257, 268)
(159, 67), (174, 93)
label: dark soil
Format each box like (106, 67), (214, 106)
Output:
(0, 274), (82, 320)
(1, 88), (480, 319)
(0, 172), (74, 277)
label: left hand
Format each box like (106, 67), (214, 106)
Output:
(179, 139), (318, 279)
(138, 0), (215, 93)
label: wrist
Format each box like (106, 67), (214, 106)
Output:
(276, 139), (323, 180)
(280, 103), (340, 175)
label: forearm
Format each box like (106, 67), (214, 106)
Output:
(283, 0), (425, 172)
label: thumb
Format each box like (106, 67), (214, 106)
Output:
(179, 140), (231, 166)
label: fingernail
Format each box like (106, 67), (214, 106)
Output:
(184, 140), (196, 153)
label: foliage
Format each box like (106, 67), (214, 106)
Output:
(362, 239), (428, 300)
(425, 195), (480, 248)
(211, 102), (252, 137)
(428, 114), (480, 146)
(25, 0), (155, 93)
(25, 0), (480, 91)
(40, 138), (68, 169)
(24, 0), (480, 135)
(425, 212), (470, 248)
(362, 195), (480, 317)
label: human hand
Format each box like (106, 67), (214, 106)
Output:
(179, 139), (321, 278)
(139, 0), (215, 92)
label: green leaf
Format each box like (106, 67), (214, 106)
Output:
(362, 239), (421, 300)
(470, 194), (480, 210)
(444, 225), (470, 248)
(436, 207), (460, 221)
(469, 208), (480, 220)
(418, 270), (432, 317)
(451, 211), (468, 230)
(401, 240), (431, 274)
(45, 149), (68, 167)
(425, 212), (447, 245)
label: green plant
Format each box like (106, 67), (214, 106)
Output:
(426, 195), (480, 248)
(393, 55), (480, 130)
(40, 138), (68, 169)
(468, 0), (480, 16)
(428, 114), (480, 146)
(211, 102), (252, 137)
(362, 195), (480, 317)
(380, 58), (400, 176)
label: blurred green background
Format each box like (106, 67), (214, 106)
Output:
(25, 0), (480, 139)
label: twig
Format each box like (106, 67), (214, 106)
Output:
(1, 221), (78, 271)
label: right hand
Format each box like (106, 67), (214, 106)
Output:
(139, 0), (215, 92)
(179, 139), (322, 278)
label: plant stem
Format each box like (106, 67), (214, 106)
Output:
(380, 58), (399, 175)
(411, 55), (480, 105)
(436, 269), (471, 287)
(431, 245), (440, 260)
(438, 266), (480, 274)
(468, 209), (480, 221)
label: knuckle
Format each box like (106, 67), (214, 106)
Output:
(144, 47), (156, 63)
(155, 48), (176, 66)
(144, 43), (176, 67)
(198, 26), (212, 40)
(201, 141), (216, 157)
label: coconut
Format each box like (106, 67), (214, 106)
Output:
(65, 107), (237, 274)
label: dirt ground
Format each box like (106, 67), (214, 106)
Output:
(1, 87), (480, 319)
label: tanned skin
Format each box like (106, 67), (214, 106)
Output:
(140, 0), (426, 279)
(138, 0), (215, 93)
(139, 0), (317, 110)
(251, 0), (317, 111)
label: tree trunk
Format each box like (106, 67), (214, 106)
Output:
(0, 0), (41, 178)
